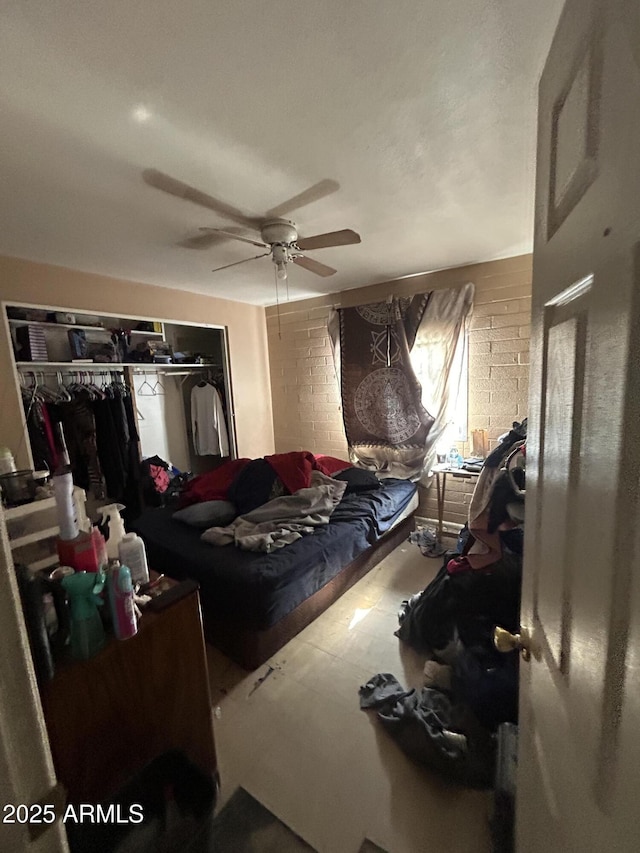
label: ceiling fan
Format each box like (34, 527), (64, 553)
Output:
(142, 169), (361, 286)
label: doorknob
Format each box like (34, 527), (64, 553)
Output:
(494, 626), (532, 662)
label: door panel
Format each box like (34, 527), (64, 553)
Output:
(535, 302), (585, 674)
(547, 32), (602, 239)
(519, 1), (640, 849)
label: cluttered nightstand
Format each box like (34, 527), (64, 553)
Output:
(41, 572), (218, 806)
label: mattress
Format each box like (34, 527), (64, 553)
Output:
(133, 477), (417, 629)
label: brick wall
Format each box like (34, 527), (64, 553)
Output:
(266, 254), (531, 526)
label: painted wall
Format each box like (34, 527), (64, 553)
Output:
(266, 254), (532, 525)
(0, 255), (275, 468)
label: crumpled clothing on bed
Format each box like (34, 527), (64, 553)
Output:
(201, 471), (347, 552)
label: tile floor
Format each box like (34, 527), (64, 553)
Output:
(206, 539), (492, 853)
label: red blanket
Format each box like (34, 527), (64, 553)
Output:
(265, 451), (349, 494)
(180, 452), (351, 507)
(180, 458), (251, 507)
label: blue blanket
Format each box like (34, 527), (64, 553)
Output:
(133, 477), (416, 628)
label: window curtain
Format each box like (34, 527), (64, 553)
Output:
(328, 283), (474, 481)
(411, 282), (474, 483)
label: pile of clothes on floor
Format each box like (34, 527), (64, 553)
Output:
(360, 421), (527, 788)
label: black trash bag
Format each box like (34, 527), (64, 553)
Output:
(452, 645), (519, 730)
(449, 551), (523, 649)
(395, 558), (457, 653)
(396, 551), (523, 656)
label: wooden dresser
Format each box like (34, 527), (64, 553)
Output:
(41, 580), (217, 805)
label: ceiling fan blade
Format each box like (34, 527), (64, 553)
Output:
(199, 227), (267, 248)
(293, 255), (337, 277)
(296, 229), (361, 251)
(178, 232), (222, 250)
(265, 179), (340, 218)
(211, 252), (271, 275)
(142, 169), (262, 229)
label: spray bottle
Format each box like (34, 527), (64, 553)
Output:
(97, 503), (127, 562)
(62, 571), (106, 660)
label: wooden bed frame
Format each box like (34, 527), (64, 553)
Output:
(203, 513), (415, 670)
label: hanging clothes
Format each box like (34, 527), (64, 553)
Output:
(93, 393), (141, 516)
(57, 396), (108, 500)
(190, 383), (229, 457)
(21, 392), (56, 473)
(24, 373), (141, 513)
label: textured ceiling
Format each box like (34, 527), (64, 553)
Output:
(0, 0), (563, 306)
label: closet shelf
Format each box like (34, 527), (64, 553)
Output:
(17, 361), (130, 369)
(4, 495), (57, 519)
(133, 364), (218, 370)
(16, 361), (215, 370)
(10, 526), (60, 550)
(28, 553), (60, 573)
(8, 319), (106, 331)
(8, 319), (163, 336)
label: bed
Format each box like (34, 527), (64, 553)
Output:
(133, 476), (417, 669)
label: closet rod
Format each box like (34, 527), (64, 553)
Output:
(131, 364), (219, 371)
(18, 368), (125, 377)
(131, 366), (222, 376)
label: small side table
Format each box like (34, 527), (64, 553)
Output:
(433, 465), (481, 543)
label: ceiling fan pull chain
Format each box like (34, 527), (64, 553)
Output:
(274, 265), (282, 340)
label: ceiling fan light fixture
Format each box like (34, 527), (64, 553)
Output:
(143, 169), (360, 286)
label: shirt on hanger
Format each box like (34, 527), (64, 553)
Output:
(190, 383), (230, 457)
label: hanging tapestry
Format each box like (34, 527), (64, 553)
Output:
(336, 293), (432, 474)
(329, 283), (474, 480)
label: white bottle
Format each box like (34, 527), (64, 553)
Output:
(118, 532), (150, 585)
(0, 447), (16, 476)
(53, 472), (79, 541)
(98, 503), (127, 562)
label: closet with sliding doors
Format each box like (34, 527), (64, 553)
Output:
(5, 303), (237, 521)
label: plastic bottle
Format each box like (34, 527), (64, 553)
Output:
(62, 572), (105, 660)
(97, 503), (127, 561)
(118, 532), (149, 585)
(0, 447), (16, 476)
(108, 563), (137, 640)
(92, 527), (109, 572)
(51, 423), (79, 541)
(448, 447), (463, 469)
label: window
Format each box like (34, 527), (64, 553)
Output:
(410, 325), (468, 446)
(449, 331), (468, 442)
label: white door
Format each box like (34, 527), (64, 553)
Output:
(518, 0), (640, 850)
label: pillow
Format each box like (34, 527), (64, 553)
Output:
(173, 500), (237, 529)
(332, 467), (381, 494)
